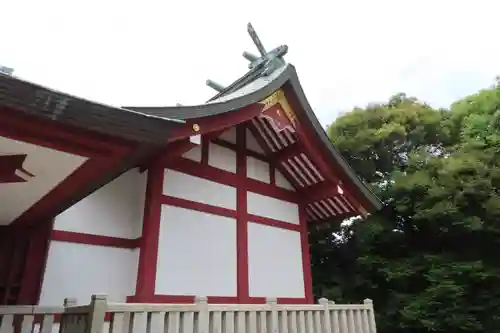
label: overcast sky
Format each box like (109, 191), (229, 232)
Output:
(2, 0), (499, 126)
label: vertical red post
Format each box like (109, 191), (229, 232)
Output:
(236, 124), (250, 303)
(299, 206), (314, 303)
(17, 219), (53, 305)
(135, 161), (164, 300)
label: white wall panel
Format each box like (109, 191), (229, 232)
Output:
(247, 223), (305, 298)
(39, 242), (139, 305)
(247, 192), (299, 224)
(218, 127), (237, 144)
(182, 145), (202, 162)
(208, 143), (237, 173)
(246, 157), (270, 183)
(155, 205), (237, 296)
(275, 170), (295, 191)
(246, 129), (265, 153)
(54, 169), (147, 239)
(163, 169), (236, 209)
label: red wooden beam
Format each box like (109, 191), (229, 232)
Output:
(301, 181), (339, 205)
(0, 106), (133, 158)
(269, 142), (302, 164)
(159, 139), (199, 165)
(0, 154), (33, 183)
(168, 104), (264, 142)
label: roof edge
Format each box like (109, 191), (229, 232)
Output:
(285, 65), (383, 211)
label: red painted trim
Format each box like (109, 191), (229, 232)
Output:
(269, 164), (276, 185)
(160, 194), (300, 232)
(212, 138), (267, 163)
(13, 157), (127, 227)
(0, 154), (31, 183)
(201, 136), (209, 165)
(248, 215), (301, 232)
(168, 157), (237, 187)
(282, 85), (369, 213)
(157, 139), (198, 165)
(168, 158), (298, 203)
(51, 230), (140, 249)
(299, 206), (314, 303)
(168, 104), (264, 141)
(236, 125), (250, 303)
(160, 195), (237, 219)
(135, 162), (164, 299)
(0, 106), (132, 158)
(245, 177), (297, 203)
(17, 220), (54, 305)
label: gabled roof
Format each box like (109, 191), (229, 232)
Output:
(0, 73), (184, 144)
(0, 23), (382, 223)
(126, 63), (382, 213)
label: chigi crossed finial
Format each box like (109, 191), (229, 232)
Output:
(206, 23), (289, 93)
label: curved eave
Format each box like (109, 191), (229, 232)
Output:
(283, 65), (383, 212)
(0, 74), (184, 144)
(127, 63), (382, 212)
(125, 65), (291, 120)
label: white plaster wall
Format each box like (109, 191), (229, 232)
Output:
(246, 129), (265, 153)
(247, 157), (270, 183)
(39, 241), (139, 306)
(182, 145), (202, 162)
(208, 143), (236, 173)
(163, 169), (236, 209)
(247, 192), (300, 224)
(0, 136), (87, 225)
(275, 170), (295, 191)
(54, 169), (146, 239)
(218, 127), (237, 144)
(247, 223), (305, 298)
(155, 205), (237, 296)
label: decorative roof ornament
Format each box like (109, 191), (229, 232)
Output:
(206, 23), (289, 93)
(243, 23), (288, 76)
(206, 79), (226, 92)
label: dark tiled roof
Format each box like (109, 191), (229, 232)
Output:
(0, 74), (183, 144)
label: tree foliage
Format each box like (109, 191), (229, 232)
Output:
(312, 85), (500, 332)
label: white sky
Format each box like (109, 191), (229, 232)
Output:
(2, 0), (499, 126)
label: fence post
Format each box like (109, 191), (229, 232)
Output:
(195, 296), (209, 333)
(363, 299), (377, 333)
(64, 298), (77, 307)
(318, 298), (332, 333)
(266, 298), (278, 333)
(85, 294), (108, 333)
(59, 297), (79, 333)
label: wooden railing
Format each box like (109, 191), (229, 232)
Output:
(0, 295), (377, 333)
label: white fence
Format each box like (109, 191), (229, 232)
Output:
(0, 295), (377, 333)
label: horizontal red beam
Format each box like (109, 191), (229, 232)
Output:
(168, 104), (264, 142)
(211, 138), (268, 163)
(0, 106), (133, 158)
(160, 194), (300, 232)
(51, 230), (141, 248)
(167, 158), (298, 203)
(301, 181), (339, 205)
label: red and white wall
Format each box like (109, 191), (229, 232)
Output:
(38, 169), (146, 306)
(37, 124), (313, 305)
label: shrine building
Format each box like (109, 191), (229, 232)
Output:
(0, 24), (382, 307)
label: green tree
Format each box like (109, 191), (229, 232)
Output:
(311, 85), (500, 333)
